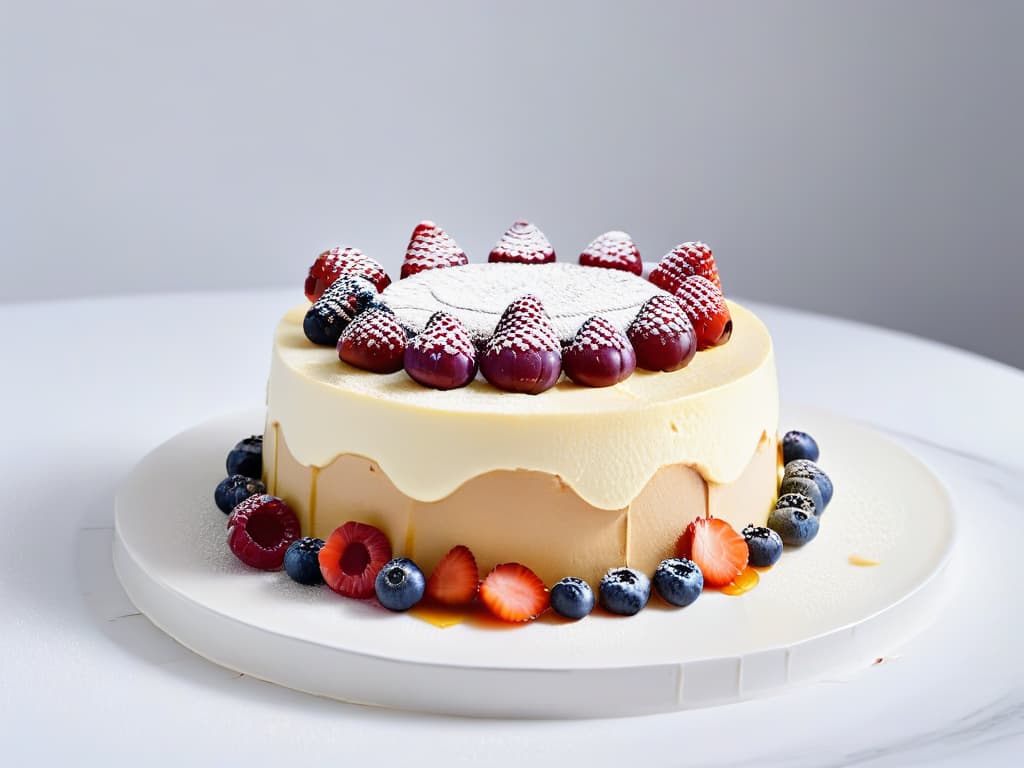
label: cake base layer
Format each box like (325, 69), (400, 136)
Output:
(265, 423), (779, 586)
(113, 407), (955, 718)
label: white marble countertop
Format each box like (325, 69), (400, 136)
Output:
(1, 289), (1021, 767)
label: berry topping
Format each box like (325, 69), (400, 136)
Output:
(767, 505), (820, 546)
(338, 308), (408, 374)
(214, 474), (266, 514)
(648, 241), (720, 293)
(776, 492), (817, 518)
(676, 517), (749, 589)
(401, 221), (469, 279)
(784, 459), (834, 508)
(674, 275), (733, 350)
(549, 576), (595, 620)
(304, 246), (391, 302)
(741, 525), (784, 567)
(778, 476), (824, 517)
(562, 316), (637, 388)
(403, 311), (478, 390)
(782, 430), (821, 464)
(488, 220), (556, 264)
(303, 275), (377, 346)
(226, 435), (263, 478)
(284, 537), (326, 585)
(479, 295), (562, 394)
(425, 544), (479, 606)
(598, 567), (651, 616)
(226, 494), (301, 571)
(578, 231), (642, 275)
(318, 521), (393, 599)
(626, 295), (697, 372)
(375, 557), (427, 612)
(653, 557), (704, 607)
(479, 563), (549, 622)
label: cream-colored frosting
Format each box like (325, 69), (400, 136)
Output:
(265, 297), (778, 511)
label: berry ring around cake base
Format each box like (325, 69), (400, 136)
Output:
(113, 406), (954, 719)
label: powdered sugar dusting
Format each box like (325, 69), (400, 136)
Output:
(486, 295), (561, 353)
(401, 221), (469, 279)
(566, 315), (632, 354)
(312, 274), (376, 325)
(675, 275), (725, 324)
(579, 231), (642, 274)
(340, 309), (407, 353)
(313, 247), (391, 292)
(409, 311), (476, 358)
(628, 295), (693, 339)
(488, 221), (556, 264)
(649, 241), (720, 293)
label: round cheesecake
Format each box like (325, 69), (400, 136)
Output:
(263, 263), (779, 586)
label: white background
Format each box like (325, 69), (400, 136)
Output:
(2, 1), (1022, 368)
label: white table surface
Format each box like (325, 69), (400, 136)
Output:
(2, 289), (1022, 767)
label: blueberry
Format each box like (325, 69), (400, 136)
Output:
(778, 475), (825, 516)
(653, 558), (704, 607)
(784, 459), (834, 508)
(226, 435), (263, 478)
(550, 577), (595, 620)
(742, 525), (784, 567)
(782, 430), (820, 464)
(776, 491), (818, 518)
(767, 506), (820, 546)
(359, 298), (393, 316)
(598, 567), (651, 616)
(303, 275), (376, 346)
(214, 474), (266, 514)
(374, 558), (426, 612)
(284, 537), (325, 585)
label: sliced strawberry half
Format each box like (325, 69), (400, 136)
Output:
(226, 494), (301, 571)
(578, 231), (642, 275)
(425, 545), (479, 605)
(404, 311), (478, 390)
(479, 563), (549, 622)
(674, 275), (732, 350)
(479, 294), (562, 394)
(563, 315), (636, 387)
(338, 308), (408, 373)
(488, 221), (555, 264)
(676, 517), (748, 589)
(319, 521), (393, 599)
(304, 246), (391, 301)
(401, 221), (469, 279)
(626, 294), (697, 372)
(649, 241), (720, 294)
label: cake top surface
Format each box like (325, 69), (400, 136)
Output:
(379, 262), (666, 342)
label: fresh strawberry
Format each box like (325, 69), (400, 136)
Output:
(318, 521), (393, 599)
(401, 221), (468, 279)
(425, 545), (479, 605)
(304, 247), (391, 301)
(226, 494), (301, 571)
(675, 517), (749, 589)
(578, 231), (642, 275)
(626, 294), (697, 372)
(674, 275), (732, 350)
(479, 295), (562, 394)
(479, 563), (549, 622)
(338, 308), (408, 373)
(562, 315), (636, 387)
(488, 221), (556, 264)
(649, 242), (720, 294)
(403, 311), (477, 389)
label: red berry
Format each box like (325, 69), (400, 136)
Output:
(676, 517), (748, 589)
(404, 311), (477, 390)
(488, 221), (555, 264)
(304, 247), (391, 302)
(401, 221), (468, 279)
(318, 521), (393, 599)
(226, 494), (301, 571)
(479, 563), (549, 622)
(563, 316), (636, 387)
(649, 242), (720, 294)
(425, 545), (479, 606)
(674, 275), (732, 350)
(578, 231), (642, 275)
(626, 295), (697, 372)
(338, 308), (407, 373)
(479, 295), (562, 394)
